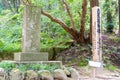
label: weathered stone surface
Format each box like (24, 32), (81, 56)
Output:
(67, 78), (74, 80)
(25, 70), (38, 80)
(0, 68), (5, 80)
(9, 68), (24, 80)
(22, 5), (41, 52)
(38, 70), (53, 80)
(64, 69), (71, 77)
(54, 69), (67, 80)
(69, 68), (79, 80)
(14, 52), (48, 61)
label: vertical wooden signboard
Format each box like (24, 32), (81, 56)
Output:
(92, 6), (103, 76)
(92, 6), (102, 62)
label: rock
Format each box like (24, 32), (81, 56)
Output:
(0, 68), (5, 80)
(54, 69), (67, 80)
(9, 68), (24, 80)
(67, 77), (74, 80)
(69, 68), (79, 80)
(25, 70), (38, 80)
(38, 70), (53, 80)
(63, 68), (71, 77)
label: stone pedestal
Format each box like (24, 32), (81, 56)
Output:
(13, 5), (62, 69)
(14, 52), (48, 61)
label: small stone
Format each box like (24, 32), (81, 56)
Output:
(69, 68), (79, 80)
(25, 70), (38, 80)
(64, 69), (71, 77)
(9, 68), (24, 80)
(38, 70), (53, 80)
(54, 69), (67, 80)
(0, 68), (5, 80)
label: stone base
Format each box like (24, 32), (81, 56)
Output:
(14, 52), (48, 61)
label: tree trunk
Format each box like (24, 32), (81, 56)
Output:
(89, 0), (99, 43)
(41, 0), (87, 44)
(79, 0), (87, 43)
(119, 0), (120, 35)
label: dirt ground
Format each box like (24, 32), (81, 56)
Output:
(58, 33), (120, 80)
(76, 66), (120, 80)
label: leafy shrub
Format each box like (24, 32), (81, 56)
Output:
(109, 36), (120, 43)
(15, 63), (59, 72)
(0, 61), (15, 71)
(107, 64), (118, 71)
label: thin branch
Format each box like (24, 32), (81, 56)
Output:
(61, 0), (75, 29)
(80, 0), (87, 31)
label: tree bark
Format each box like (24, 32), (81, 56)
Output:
(119, 0), (120, 35)
(62, 0), (75, 29)
(41, 10), (79, 42)
(79, 0), (87, 43)
(41, 0), (88, 44)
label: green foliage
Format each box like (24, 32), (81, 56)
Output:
(0, 39), (4, 48)
(0, 0), (4, 13)
(0, 62), (15, 71)
(106, 64), (118, 71)
(0, 9), (22, 53)
(0, 0), (119, 58)
(109, 35), (120, 43)
(101, 0), (118, 32)
(78, 57), (88, 67)
(16, 64), (29, 72)
(6, 63), (59, 72)
(0, 61), (60, 72)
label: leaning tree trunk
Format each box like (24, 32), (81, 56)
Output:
(89, 0), (99, 43)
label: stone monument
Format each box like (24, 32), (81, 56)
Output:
(14, 5), (48, 61)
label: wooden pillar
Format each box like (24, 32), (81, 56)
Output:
(91, 6), (103, 77)
(92, 7), (102, 62)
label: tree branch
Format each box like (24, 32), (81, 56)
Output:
(79, 0), (87, 42)
(41, 10), (71, 33)
(41, 10), (79, 39)
(61, 0), (75, 29)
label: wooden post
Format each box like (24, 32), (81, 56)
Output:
(92, 6), (103, 76)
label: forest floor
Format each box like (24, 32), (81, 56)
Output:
(58, 33), (120, 80)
